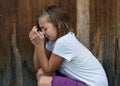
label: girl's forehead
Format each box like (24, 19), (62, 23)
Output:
(39, 14), (49, 21)
(38, 17), (49, 26)
(39, 16), (48, 23)
(39, 19), (51, 28)
(38, 15), (54, 28)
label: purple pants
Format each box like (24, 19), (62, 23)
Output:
(52, 76), (87, 86)
(51, 71), (87, 86)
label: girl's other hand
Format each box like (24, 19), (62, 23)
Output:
(29, 26), (37, 39)
(29, 26), (45, 47)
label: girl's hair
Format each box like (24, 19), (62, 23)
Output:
(37, 5), (73, 38)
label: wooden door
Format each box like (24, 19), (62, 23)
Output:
(0, 0), (76, 86)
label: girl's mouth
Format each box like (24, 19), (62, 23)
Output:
(44, 34), (49, 39)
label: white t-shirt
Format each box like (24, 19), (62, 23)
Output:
(46, 32), (108, 86)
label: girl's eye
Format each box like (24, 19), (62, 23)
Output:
(44, 28), (47, 30)
(42, 28), (47, 32)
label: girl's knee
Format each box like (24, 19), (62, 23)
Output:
(36, 69), (44, 80)
(38, 76), (45, 86)
(38, 76), (52, 86)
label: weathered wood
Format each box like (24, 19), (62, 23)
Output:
(76, 0), (90, 48)
(9, 23), (23, 86)
(116, 0), (120, 86)
(90, 0), (120, 86)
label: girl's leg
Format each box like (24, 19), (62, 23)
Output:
(38, 76), (52, 86)
(37, 75), (86, 86)
(36, 68), (53, 80)
(36, 68), (53, 86)
(36, 68), (44, 80)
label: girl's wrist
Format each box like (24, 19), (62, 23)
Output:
(36, 44), (44, 50)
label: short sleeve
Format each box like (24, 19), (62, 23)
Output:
(53, 40), (73, 62)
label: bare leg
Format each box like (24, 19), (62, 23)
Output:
(38, 76), (52, 86)
(36, 68), (53, 80)
(36, 68), (44, 80)
(36, 68), (53, 86)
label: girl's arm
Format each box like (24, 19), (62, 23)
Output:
(36, 45), (64, 75)
(33, 47), (52, 71)
(33, 48), (40, 71)
(29, 27), (63, 75)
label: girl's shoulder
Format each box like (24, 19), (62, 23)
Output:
(56, 32), (76, 44)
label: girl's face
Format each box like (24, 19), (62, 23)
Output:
(38, 16), (58, 41)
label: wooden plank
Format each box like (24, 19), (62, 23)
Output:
(116, 0), (120, 85)
(9, 23), (23, 86)
(76, 0), (90, 48)
(90, 0), (119, 86)
(0, 0), (15, 86)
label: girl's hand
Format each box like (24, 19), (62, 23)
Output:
(29, 26), (45, 47)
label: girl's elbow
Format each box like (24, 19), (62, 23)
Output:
(43, 68), (54, 74)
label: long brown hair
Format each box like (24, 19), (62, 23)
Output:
(37, 5), (73, 38)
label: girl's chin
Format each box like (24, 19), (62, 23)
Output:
(45, 37), (52, 41)
(46, 36), (57, 41)
(48, 38), (55, 41)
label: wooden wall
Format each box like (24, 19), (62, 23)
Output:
(0, 0), (76, 86)
(90, 0), (120, 86)
(76, 0), (90, 48)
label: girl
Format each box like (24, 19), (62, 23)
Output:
(29, 5), (108, 86)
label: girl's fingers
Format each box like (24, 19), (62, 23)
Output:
(38, 31), (45, 39)
(30, 32), (44, 41)
(30, 35), (38, 41)
(29, 26), (45, 44)
(29, 31), (36, 39)
(29, 26), (37, 35)
(32, 26), (37, 31)
(29, 27), (38, 39)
